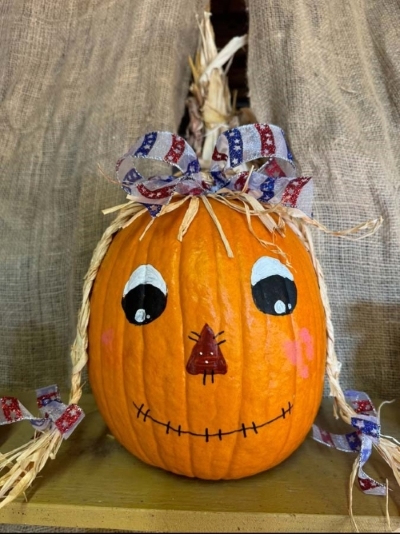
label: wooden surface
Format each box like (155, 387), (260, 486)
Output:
(1, 393), (400, 532)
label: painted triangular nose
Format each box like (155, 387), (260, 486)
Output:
(186, 324), (227, 376)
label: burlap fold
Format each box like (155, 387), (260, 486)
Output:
(0, 0), (207, 392)
(247, 0), (400, 398)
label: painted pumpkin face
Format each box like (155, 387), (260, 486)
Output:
(88, 199), (327, 480)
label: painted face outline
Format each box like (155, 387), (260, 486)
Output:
(120, 258), (299, 441)
(122, 257), (303, 437)
(121, 255), (299, 377)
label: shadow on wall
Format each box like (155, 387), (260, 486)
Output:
(348, 302), (400, 399)
(8, 321), (72, 393)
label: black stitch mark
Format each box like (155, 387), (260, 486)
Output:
(143, 408), (150, 422)
(217, 339), (226, 346)
(136, 403), (144, 418)
(203, 371), (207, 386)
(214, 330), (225, 338)
(211, 370), (214, 384)
(132, 401), (294, 440)
(188, 336), (199, 342)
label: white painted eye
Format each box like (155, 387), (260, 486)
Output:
(251, 257), (294, 286)
(122, 264), (167, 326)
(251, 256), (297, 316)
(123, 264), (167, 297)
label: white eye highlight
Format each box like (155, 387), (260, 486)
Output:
(274, 300), (287, 314)
(123, 264), (167, 297)
(251, 257), (293, 286)
(134, 309), (147, 323)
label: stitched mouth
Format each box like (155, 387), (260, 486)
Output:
(133, 401), (293, 442)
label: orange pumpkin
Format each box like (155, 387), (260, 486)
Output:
(88, 198), (326, 480)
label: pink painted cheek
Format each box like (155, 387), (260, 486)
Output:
(101, 328), (114, 347)
(283, 327), (314, 379)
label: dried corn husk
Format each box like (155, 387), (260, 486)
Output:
(186, 12), (247, 167)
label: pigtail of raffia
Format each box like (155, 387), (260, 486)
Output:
(0, 202), (146, 510)
(284, 213), (361, 530)
(69, 202), (147, 405)
(282, 214), (353, 422)
(282, 211), (400, 531)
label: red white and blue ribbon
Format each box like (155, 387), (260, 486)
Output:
(116, 123), (313, 217)
(313, 390), (386, 495)
(0, 385), (84, 440)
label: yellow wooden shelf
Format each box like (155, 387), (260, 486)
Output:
(0, 393), (399, 532)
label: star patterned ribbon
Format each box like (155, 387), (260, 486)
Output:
(0, 385), (84, 440)
(312, 390), (386, 495)
(116, 123), (313, 217)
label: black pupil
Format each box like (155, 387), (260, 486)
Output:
(121, 284), (167, 325)
(252, 275), (297, 316)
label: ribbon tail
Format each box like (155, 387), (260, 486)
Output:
(357, 436), (387, 495)
(312, 425), (362, 453)
(0, 396), (41, 427)
(314, 390), (388, 497)
(0, 385), (84, 441)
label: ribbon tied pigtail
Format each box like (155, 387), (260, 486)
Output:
(0, 385), (84, 440)
(313, 390), (387, 495)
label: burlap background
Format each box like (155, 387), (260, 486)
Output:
(0, 0), (207, 393)
(247, 0), (400, 398)
(0, 1), (205, 530)
(1, 0), (400, 531)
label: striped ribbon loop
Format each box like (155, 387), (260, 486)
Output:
(313, 390), (386, 495)
(0, 385), (84, 440)
(116, 124), (313, 217)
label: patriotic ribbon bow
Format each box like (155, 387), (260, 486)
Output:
(116, 123), (313, 217)
(0, 385), (84, 440)
(313, 390), (386, 495)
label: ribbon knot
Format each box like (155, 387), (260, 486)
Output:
(116, 123), (313, 217)
(313, 390), (387, 495)
(0, 385), (84, 440)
